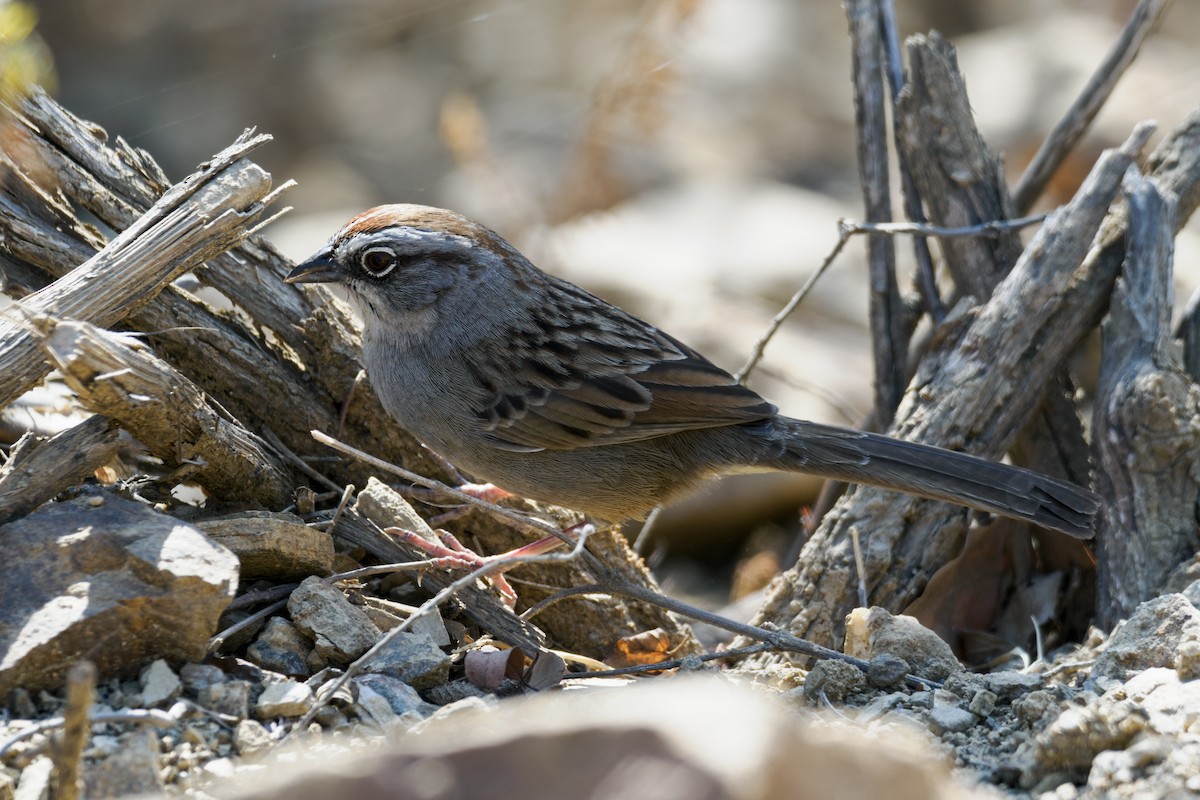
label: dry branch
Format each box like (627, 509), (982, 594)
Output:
(0, 90), (449, 492)
(897, 34), (1090, 493)
(1093, 172), (1200, 626)
(747, 125), (1154, 652)
(0, 415), (121, 526)
(0, 130), (277, 409)
(346, 478), (547, 652)
(846, 0), (906, 424)
(1012, 0), (1173, 213)
(36, 318), (294, 508)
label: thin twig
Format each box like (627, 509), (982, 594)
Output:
(531, 581), (940, 690)
(631, 505), (662, 554)
(310, 430), (564, 541)
(841, 214), (1050, 239)
(877, 0), (944, 322)
(0, 707), (182, 759)
(260, 427), (343, 494)
(850, 527), (868, 609)
(560, 642), (776, 679)
(51, 662), (95, 800)
(735, 212), (1049, 384)
(736, 232), (850, 383)
(846, 0), (906, 423)
(1012, 0), (1171, 213)
(288, 528), (592, 737)
(328, 482), (356, 535)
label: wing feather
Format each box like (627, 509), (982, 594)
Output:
(468, 276), (775, 451)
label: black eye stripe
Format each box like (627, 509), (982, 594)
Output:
(360, 246), (398, 277)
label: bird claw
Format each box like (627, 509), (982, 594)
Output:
(385, 527), (518, 608)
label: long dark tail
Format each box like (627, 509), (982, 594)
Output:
(761, 417), (1100, 538)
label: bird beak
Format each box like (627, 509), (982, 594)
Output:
(285, 250), (342, 284)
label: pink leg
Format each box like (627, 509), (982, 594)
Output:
(386, 523), (594, 609)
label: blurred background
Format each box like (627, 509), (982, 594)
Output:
(11, 0), (1200, 601)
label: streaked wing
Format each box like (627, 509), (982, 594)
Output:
(466, 276), (775, 452)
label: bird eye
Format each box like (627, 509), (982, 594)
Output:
(360, 246), (398, 277)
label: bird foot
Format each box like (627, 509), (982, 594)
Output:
(386, 523), (592, 609)
(387, 527), (520, 607)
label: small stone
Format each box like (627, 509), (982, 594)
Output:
(84, 735), (121, 759)
(180, 663), (225, 693)
(233, 719), (273, 757)
(181, 726), (206, 747)
(926, 704), (977, 734)
(843, 607), (962, 681)
(15, 757), (53, 800)
(254, 680), (314, 719)
(968, 689), (997, 717)
(9, 688), (36, 719)
(246, 617), (312, 677)
(981, 671), (1042, 700)
(81, 728), (164, 798)
(198, 680), (251, 719)
(313, 705), (349, 730)
(306, 648), (328, 673)
(1091, 594), (1200, 683)
(803, 660), (866, 702)
(1175, 638), (1200, 680)
(354, 674), (438, 718)
(354, 683), (400, 726)
(422, 679), (488, 707)
(361, 631), (450, 689)
(288, 577), (380, 664)
(139, 659), (181, 708)
(1013, 690), (1054, 725)
(865, 654), (910, 689)
(202, 758), (237, 780)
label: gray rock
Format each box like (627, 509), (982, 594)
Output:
(361, 631), (450, 689)
(1012, 690), (1055, 725)
(14, 756), (53, 800)
(803, 659), (866, 702)
(0, 493), (238, 695)
(1092, 594), (1200, 683)
(247, 617), (312, 677)
(199, 680), (251, 720)
(423, 680), (489, 707)
(198, 511), (334, 581)
(355, 674), (438, 719)
(139, 659), (181, 708)
(865, 654), (910, 689)
(843, 607), (963, 681)
(967, 689), (997, 717)
(255, 680), (315, 719)
(82, 728), (164, 799)
(181, 662), (226, 693)
(234, 719), (274, 758)
(981, 671), (1042, 700)
(926, 704), (977, 734)
(288, 577), (380, 664)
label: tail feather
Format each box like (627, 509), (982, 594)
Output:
(765, 418), (1100, 538)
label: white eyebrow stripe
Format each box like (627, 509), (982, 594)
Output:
(343, 228), (476, 257)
